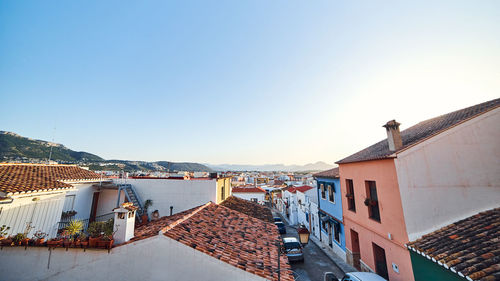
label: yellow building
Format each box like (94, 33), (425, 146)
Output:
(216, 176), (232, 203)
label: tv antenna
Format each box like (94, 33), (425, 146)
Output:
(47, 126), (56, 164)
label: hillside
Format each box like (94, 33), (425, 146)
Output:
(207, 161), (335, 172)
(0, 131), (213, 172)
(0, 131), (103, 162)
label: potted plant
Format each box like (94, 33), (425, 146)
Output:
(87, 221), (103, 248)
(97, 219), (115, 249)
(79, 233), (88, 248)
(47, 237), (62, 247)
(13, 233), (26, 246)
(142, 199), (153, 223)
(61, 210), (78, 220)
(0, 225), (10, 241)
(364, 198), (377, 206)
(64, 219), (83, 247)
(33, 230), (47, 246)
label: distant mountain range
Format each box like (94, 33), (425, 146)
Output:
(0, 131), (213, 172)
(207, 161), (335, 172)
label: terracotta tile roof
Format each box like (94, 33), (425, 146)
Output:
(0, 163), (102, 195)
(293, 185), (314, 193)
(232, 186), (266, 193)
(220, 196), (274, 223)
(407, 208), (500, 281)
(337, 98), (500, 164)
(134, 202), (294, 281)
(313, 167), (339, 179)
(286, 185), (314, 193)
(129, 205), (205, 243)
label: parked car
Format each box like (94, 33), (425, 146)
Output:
(324, 272), (386, 281)
(275, 222), (286, 234)
(273, 217), (282, 222)
(282, 237), (304, 262)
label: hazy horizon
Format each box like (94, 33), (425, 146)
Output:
(1, 1), (499, 165)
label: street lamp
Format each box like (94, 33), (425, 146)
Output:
(297, 224), (310, 246)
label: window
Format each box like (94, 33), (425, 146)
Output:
(346, 179), (356, 212)
(365, 181), (381, 222)
(221, 184), (225, 201)
(334, 222), (341, 243)
(328, 184), (335, 203)
(250, 198), (258, 203)
(63, 195), (75, 212)
(320, 183), (326, 199)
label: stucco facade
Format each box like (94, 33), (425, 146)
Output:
(340, 159), (414, 281)
(117, 178), (218, 216)
(395, 107), (500, 241)
(315, 176), (346, 261)
(0, 235), (267, 281)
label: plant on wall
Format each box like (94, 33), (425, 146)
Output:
(0, 225), (10, 239)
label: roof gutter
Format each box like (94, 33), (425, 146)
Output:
(0, 196), (14, 204)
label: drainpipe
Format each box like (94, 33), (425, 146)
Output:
(316, 179), (322, 242)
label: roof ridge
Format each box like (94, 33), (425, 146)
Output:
(159, 202), (212, 234)
(0, 163), (80, 167)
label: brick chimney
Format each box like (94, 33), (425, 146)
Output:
(383, 120), (403, 151)
(113, 202), (138, 244)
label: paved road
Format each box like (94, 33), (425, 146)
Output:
(274, 213), (345, 281)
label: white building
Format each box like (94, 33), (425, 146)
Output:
(0, 202), (294, 281)
(0, 164), (105, 238)
(231, 186), (266, 204)
(296, 186), (320, 239)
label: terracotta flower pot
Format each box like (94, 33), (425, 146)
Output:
(21, 238), (30, 246)
(81, 241), (88, 248)
(47, 239), (62, 247)
(35, 238), (45, 246)
(97, 237), (114, 249)
(1, 238), (13, 246)
(88, 237), (99, 248)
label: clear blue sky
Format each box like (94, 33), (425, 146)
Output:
(1, 1), (499, 165)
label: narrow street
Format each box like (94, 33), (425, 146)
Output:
(274, 212), (345, 281)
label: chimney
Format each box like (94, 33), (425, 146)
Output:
(383, 120), (403, 151)
(113, 202), (138, 244)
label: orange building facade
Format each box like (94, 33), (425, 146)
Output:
(340, 159), (414, 281)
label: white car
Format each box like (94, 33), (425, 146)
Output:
(282, 237), (304, 262)
(325, 272), (386, 281)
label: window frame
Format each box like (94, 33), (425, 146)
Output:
(346, 179), (356, 212)
(320, 183), (326, 199)
(328, 184), (335, 203)
(365, 180), (381, 222)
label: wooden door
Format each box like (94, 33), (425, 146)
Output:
(89, 192), (100, 223)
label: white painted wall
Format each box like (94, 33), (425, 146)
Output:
(232, 192), (266, 204)
(116, 179), (217, 216)
(0, 191), (67, 238)
(96, 189), (125, 217)
(284, 191), (298, 225)
(66, 183), (98, 221)
(396, 107), (500, 241)
(0, 234), (267, 281)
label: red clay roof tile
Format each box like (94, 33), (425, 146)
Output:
(132, 202), (294, 281)
(407, 207), (500, 281)
(0, 163), (101, 195)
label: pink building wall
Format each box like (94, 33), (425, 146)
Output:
(340, 159), (414, 281)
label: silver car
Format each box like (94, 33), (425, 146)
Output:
(283, 237), (304, 262)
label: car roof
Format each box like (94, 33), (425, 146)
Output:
(283, 237), (299, 243)
(349, 272), (387, 281)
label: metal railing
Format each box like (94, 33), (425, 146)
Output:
(57, 213), (114, 235)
